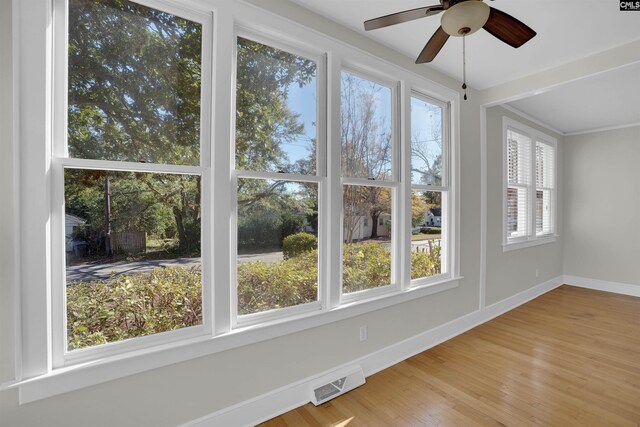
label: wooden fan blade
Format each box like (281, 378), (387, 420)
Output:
(364, 5), (443, 31)
(483, 7), (536, 48)
(416, 26), (449, 63)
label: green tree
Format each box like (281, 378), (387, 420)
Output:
(68, 0), (203, 252)
(235, 37), (318, 247)
(340, 72), (393, 241)
(68, 0), (202, 164)
(235, 37), (316, 174)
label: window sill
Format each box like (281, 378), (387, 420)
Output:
(6, 276), (461, 404)
(502, 235), (558, 252)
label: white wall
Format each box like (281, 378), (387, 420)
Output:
(563, 125), (640, 286)
(0, 0), (17, 386)
(484, 106), (564, 305)
(0, 1), (565, 426)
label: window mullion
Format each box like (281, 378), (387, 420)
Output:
(51, 0), (69, 369)
(529, 138), (536, 238)
(327, 54), (342, 309)
(400, 83), (411, 291)
(212, 7), (235, 335)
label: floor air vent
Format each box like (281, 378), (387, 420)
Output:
(310, 365), (365, 406)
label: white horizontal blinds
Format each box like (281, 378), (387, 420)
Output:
(506, 128), (531, 239)
(536, 141), (555, 235)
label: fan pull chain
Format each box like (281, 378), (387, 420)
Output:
(462, 33), (468, 101)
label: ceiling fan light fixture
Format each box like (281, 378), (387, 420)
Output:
(441, 0), (490, 36)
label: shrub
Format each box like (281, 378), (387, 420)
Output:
(66, 244), (442, 348)
(237, 250), (318, 315)
(282, 233), (318, 259)
(66, 266), (202, 350)
(342, 242), (392, 293)
(411, 246), (441, 279)
(419, 227), (441, 234)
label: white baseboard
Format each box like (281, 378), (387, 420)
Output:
(563, 275), (640, 297)
(182, 276), (563, 427)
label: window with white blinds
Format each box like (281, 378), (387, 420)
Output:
(503, 117), (557, 249)
(506, 129), (531, 239)
(536, 141), (555, 236)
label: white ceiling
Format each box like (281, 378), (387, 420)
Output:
(290, 0), (640, 90)
(508, 62), (640, 135)
(289, 0), (640, 133)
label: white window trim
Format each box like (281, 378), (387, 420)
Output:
(9, 0), (461, 403)
(49, 0), (216, 368)
(407, 91), (452, 287)
(502, 116), (558, 252)
(230, 27), (328, 328)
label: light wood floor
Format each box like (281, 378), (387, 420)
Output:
(260, 285), (640, 426)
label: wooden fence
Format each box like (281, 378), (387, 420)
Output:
(111, 232), (146, 255)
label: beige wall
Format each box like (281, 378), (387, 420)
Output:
(484, 106), (564, 305)
(0, 0), (16, 386)
(0, 1), (571, 426)
(563, 125), (640, 285)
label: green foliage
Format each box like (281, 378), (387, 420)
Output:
(411, 246), (441, 280)
(237, 251), (318, 315)
(237, 214), (283, 249)
(67, 266), (202, 350)
(65, 170), (200, 255)
(68, 0), (202, 165)
(282, 233), (318, 259)
(419, 227), (441, 234)
(342, 242), (392, 293)
(237, 179), (313, 250)
(235, 37), (316, 173)
(67, 243), (441, 347)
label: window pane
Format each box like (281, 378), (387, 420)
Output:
(507, 129), (531, 185)
(235, 37), (317, 174)
(411, 97), (442, 185)
(68, 0), (202, 165)
(410, 190), (442, 280)
(341, 72), (392, 180)
(507, 186), (529, 238)
(237, 178), (319, 315)
(536, 189), (553, 235)
(64, 169), (202, 350)
(343, 185), (392, 293)
(536, 141), (555, 188)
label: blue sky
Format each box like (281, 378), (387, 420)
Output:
(282, 71), (441, 177)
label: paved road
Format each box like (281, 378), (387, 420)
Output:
(67, 239), (440, 282)
(66, 257), (203, 282)
(67, 251), (285, 282)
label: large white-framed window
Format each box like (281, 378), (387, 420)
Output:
(13, 0), (460, 403)
(231, 29), (327, 327)
(339, 67), (399, 303)
(503, 117), (557, 251)
(408, 92), (451, 286)
(51, 0), (214, 366)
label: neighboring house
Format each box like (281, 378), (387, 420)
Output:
(65, 213), (86, 251)
(424, 208), (442, 227)
(344, 212), (391, 242)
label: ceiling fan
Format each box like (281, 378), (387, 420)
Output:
(364, 0), (536, 64)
